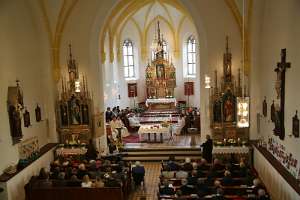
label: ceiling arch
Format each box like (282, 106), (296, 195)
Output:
(99, 0), (195, 64)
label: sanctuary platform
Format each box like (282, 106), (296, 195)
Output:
(122, 134), (251, 161)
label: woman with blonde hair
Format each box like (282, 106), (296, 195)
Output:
(81, 175), (92, 188)
(94, 176), (104, 188)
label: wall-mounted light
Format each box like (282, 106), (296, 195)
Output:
(237, 97), (250, 128)
(75, 80), (80, 93)
(205, 75), (211, 89)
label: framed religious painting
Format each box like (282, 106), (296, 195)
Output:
(128, 83), (137, 97)
(35, 104), (42, 122)
(184, 82), (194, 96)
(262, 96), (267, 117)
(292, 110), (299, 138)
(23, 107), (31, 127)
(7, 80), (24, 144)
(93, 111), (104, 137)
(222, 91), (236, 123)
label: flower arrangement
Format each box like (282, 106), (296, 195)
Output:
(161, 120), (169, 127)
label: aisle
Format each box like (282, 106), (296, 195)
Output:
(129, 162), (161, 200)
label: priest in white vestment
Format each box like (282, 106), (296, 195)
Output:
(173, 114), (186, 135)
(110, 116), (129, 138)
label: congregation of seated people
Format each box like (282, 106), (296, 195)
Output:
(25, 154), (131, 199)
(159, 156), (270, 200)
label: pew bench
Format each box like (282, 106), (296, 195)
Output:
(27, 186), (126, 200)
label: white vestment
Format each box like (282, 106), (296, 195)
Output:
(110, 119), (129, 138)
(173, 117), (185, 135)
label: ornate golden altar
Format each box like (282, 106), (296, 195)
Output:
(145, 21), (176, 108)
(56, 45), (93, 144)
(210, 37), (249, 141)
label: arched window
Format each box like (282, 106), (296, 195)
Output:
(123, 39), (135, 78)
(187, 36), (196, 76)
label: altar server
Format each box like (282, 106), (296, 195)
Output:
(173, 114), (186, 135)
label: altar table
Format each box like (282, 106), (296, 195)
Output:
(145, 98), (177, 109)
(138, 124), (171, 143)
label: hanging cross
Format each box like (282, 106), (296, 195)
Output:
(274, 48), (291, 140)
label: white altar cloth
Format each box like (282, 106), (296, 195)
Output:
(138, 124), (171, 142)
(212, 146), (249, 154)
(145, 98), (177, 107)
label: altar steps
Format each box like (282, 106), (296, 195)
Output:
(122, 145), (202, 161)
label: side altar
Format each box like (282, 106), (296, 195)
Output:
(210, 37), (249, 142)
(56, 45), (93, 144)
(145, 21), (176, 110)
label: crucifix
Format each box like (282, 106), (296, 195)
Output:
(273, 48), (291, 140)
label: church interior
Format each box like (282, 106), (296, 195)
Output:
(0, 0), (300, 200)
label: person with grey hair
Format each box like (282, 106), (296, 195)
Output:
(132, 161), (145, 186)
(252, 178), (264, 196)
(257, 188), (270, 200)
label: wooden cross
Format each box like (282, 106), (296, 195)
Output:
(274, 48), (291, 140)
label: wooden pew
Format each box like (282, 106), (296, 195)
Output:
(28, 186), (125, 200)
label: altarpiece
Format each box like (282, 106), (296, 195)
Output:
(210, 37), (249, 141)
(56, 45), (93, 144)
(145, 21), (176, 99)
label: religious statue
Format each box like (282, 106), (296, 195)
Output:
(262, 96), (267, 117)
(272, 49), (291, 140)
(271, 100), (275, 122)
(292, 110), (299, 138)
(213, 99), (222, 122)
(156, 65), (165, 79)
(69, 95), (81, 125)
(221, 90), (236, 123)
(8, 104), (22, 141)
(7, 80), (24, 144)
(23, 107), (31, 127)
(60, 103), (68, 126)
(82, 104), (89, 124)
(224, 97), (234, 122)
(35, 104), (42, 122)
(223, 36), (232, 83)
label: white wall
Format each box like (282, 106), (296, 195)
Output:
(4, 147), (55, 200)
(249, 0), (300, 197)
(250, 0), (300, 173)
(254, 148), (300, 200)
(0, 0), (56, 173)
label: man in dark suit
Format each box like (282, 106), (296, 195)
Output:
(105, 107), (113, 122)
(132, 161), (145, 186)
(201, 135), (213, 163)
